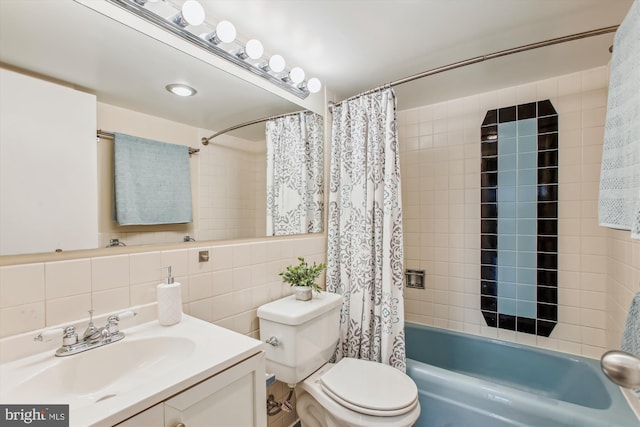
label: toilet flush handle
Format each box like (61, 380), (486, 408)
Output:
(266, 336), (280, 347)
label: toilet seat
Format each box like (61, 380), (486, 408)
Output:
(319, 358), (418, 416)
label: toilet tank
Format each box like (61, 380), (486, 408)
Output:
(257, 291), (343, 384)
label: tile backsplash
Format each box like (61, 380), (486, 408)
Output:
(0, 236), (326, 339)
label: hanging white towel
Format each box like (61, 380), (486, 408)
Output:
(114, 133), (193, 225)
(598, 0), (640, 240)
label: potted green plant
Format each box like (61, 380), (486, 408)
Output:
(280, 257), (327, 301)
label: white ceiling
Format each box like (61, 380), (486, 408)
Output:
(0, 0), (634, 140)
(202, 0), (633, 109)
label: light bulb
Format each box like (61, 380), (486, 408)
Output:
(245, 39), (264, 60)
(268, 54), (286, 73)
(307, 77), (322, 93)
(216, 20), (236, 43)
(181, 1), (205, 26)
(289, 67), (305, 84)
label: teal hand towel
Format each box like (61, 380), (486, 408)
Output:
(114, 133), (192, 225)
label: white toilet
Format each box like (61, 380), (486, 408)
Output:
(257, 291), (420, 427)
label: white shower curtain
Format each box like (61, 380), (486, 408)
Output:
(326, 88), (406, 371)
(266, 112), (324, 236)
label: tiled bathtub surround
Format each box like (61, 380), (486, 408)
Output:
(0, 236), (326, 339)
(399, 66), (640, 358)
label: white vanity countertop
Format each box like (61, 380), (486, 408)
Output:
(0, 312), (264, 427)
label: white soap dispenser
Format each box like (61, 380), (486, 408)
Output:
(157, 266), (182, 326)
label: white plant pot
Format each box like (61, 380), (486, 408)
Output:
(294, 286), (312, 301)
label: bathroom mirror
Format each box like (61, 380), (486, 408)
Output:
(0, 0), (324, 256)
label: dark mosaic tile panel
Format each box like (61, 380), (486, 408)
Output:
(481, 100), (558, 336)
(537, 236), (558, 253)
(538, 116), (558, 134)
(538, 168), (558, 185)
(517, 317), (536, 334)
(481, 235), (498, 250)
(538, 133), (559, 151)
(481, 204), (498, 219)
(483, 311), (498, 327)
(538, 151), (558, 168)
(537, 252), (558, 270)
(482, 188), (498, 203)
(481, 172), (498, 188)
(537, 320), (556, 337)
(537, 303), (558, 321)
(482, 157), (498, 172)
(482, 110), (498, 126)
(538, 220), (558, 235)
(538, 270), (558, 287)
(481, 219), (498, 234)
(481, 265), (497, 280)
(498, 106), (516, 123)
(481, 280), (498, 296)
(481, 250), (498, 266)
(537, 100), (556, 117)
(498, 314), (516, 331)
(538, 185), (558, 201)
(538, 202), (558, 218)
(517, 102), (537, 120)
(538, 286), (557, 303)
(481, 296), (498, 312)
(482, 142), (498, 156)
(481, 125), (498, 141)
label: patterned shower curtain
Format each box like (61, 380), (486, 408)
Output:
(326, 88), (406, 371)
(266, 112), (324, 236)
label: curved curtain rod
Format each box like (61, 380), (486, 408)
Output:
(328, 25), (619, 111)
(201, 109), (314, 146)
(97, 130), (200, 155)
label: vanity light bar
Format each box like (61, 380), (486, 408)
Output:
(106, 0), (316, 99)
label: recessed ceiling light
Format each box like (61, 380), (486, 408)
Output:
(166, 83), (197, 97)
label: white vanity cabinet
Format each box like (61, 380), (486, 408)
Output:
(116, 404), (163, 427)
(117, 352), (266, 427)
(164, 352), (266, 427)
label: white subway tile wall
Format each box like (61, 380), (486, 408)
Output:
(197, 143), (267, 242)
(399, 66), (640, 359)
(0, 236), (326, 339)
(607, 229), (640, 350)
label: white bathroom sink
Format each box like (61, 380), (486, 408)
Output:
(3, 336), (194, 405)
(0, 312), (264, 426)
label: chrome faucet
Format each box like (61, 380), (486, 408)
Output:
(82, 309), (101, 342)
(34, 309), (137, 357)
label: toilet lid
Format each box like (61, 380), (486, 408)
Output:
(320, 358), (418, 416)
